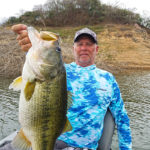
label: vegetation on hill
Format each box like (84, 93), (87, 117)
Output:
(2, 0), (150, 29)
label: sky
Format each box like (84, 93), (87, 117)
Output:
(0, 0), (150, 24)
(0, 0), (47, 24)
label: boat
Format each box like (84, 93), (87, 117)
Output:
(0, 131), (18, 147)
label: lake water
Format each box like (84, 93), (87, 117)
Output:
(112, 71), (150, 150)
(0, 71), (150, 150)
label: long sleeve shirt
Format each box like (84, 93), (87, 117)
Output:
(58, 62), (132, 150)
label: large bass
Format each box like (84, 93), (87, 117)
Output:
(9, 27), (72, 150)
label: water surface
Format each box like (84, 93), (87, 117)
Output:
(0, 78), (20, 139)
(0, 72), (150, 149)
(112, 72), (150, 150)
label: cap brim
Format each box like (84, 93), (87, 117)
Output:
(74, 33), (97, 43)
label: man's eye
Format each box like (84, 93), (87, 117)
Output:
(77, 43), (83, 47)
(87, 43), (92, 46)
(76, 42), (93, 47)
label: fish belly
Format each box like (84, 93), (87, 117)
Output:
(19, 74), (67, 150)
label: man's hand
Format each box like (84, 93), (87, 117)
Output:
(11, 24), (32, 52)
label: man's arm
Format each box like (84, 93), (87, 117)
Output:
(11, 24), (31, 52)
(109, 76), (132, 150)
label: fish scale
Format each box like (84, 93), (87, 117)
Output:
(19, 76), (67, 150)
(9, 27), (72, 150)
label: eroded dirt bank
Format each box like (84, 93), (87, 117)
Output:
(0, 24), (150, 78)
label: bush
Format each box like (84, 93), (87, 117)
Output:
(42, 0), (104, 26)
(3, 0), (147, 27)
(102, 4), (141, 24)
(5, 16), (20, 25)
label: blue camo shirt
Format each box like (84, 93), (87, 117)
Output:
(58, 62), (132, 150)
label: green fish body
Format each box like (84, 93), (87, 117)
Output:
(9, 27), (72, 150)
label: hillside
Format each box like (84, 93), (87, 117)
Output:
(0, 24), (150, 78)
(96, 24), (150, 73)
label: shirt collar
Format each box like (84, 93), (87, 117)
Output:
(70, 62), (96, 70)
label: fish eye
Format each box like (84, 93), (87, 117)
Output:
(56, 47), (61, 52)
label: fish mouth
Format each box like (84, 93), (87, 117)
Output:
(40, 31), (59, 41)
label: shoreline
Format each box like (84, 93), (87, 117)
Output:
(0, 24), (150, 78)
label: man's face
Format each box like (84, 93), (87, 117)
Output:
(73, 36), (98, 67)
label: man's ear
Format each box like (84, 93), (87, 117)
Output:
(96, 45), (99, 53)
(72, 44), (76, 53)
(72, 45), (74, 52)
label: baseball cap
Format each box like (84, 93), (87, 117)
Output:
(74, 28), (97, 44)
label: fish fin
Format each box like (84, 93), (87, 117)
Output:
(11, 129), (31, 150)
(67, 91), (73, 110)
(9, 76), (23, 91)
(24, 81), (36, 101)
(62, 118), (72, 133)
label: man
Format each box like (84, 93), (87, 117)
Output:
(0, 25), (132, 150)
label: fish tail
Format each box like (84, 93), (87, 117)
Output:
(11, 129), (31, 150)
